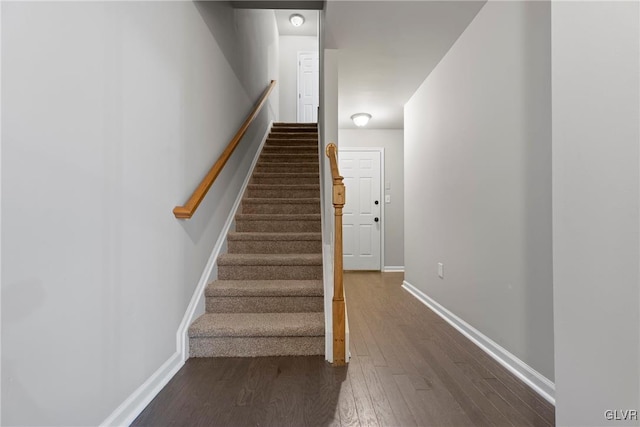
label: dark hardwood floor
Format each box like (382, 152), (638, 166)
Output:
(131, 272), (555, 426)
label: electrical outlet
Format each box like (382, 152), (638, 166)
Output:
(438, 263), (444, 279)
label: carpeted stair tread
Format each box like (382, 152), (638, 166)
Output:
(236, 213), (320, 221)
(270, 128), (317, 133)
(227, 232), (321, 241)
(189, 312), (324, 338)
(265, 139), (319, 146)
(217, 253), (322, 266)
(259, 154), (318, 163)
(248, 184), (319, 190)
(252, 172), (319, 178)
(246, 186), (319, 199)
(269, 132), (318, 139)
(242, 198), (320, 204)
(255, 167), (319, 175)
(263, 145), (318, 152)
(274, 122), (317, 127)
(206, 279), (323, 297)
(241, 200), (320, 215)
(256, 161), (319, 167)
(272, 125), (318, 132)
(250, 173), (319, 185)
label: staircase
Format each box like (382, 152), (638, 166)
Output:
(189, 123), (325, 357)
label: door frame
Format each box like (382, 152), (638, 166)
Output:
(339, 147), (385, 271)
(297, 51), (319, 123)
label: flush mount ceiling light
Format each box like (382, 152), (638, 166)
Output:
(351, 113), (372, 127)
(289, 14), (305, 27)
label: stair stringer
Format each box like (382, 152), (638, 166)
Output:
(176, 120), (273, 360)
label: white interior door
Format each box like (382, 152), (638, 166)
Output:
(297, 51), (319, 123)
(340, 149), (382, 270)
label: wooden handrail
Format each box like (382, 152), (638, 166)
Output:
(325, 142), (346, 366)
(173, 80), (277, 219)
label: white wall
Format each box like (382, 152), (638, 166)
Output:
(1, 2), (278, 425)
(338, 129), (404, 269)
(552, 2), (640, 425)
(404, 1), (554, 381)
(279, 35), (318, 122)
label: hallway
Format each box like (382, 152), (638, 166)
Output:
(132, 272), (554, 426)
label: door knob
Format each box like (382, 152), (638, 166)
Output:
(374, 200), (379, 205)
(374, 217), (379, 222)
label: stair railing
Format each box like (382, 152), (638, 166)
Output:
(325, 142), (346, 366)
(173, 80), (277, 219)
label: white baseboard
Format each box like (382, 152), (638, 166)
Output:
(100, 121), (273, 426)
(383, 266), (405, 272)
(402, 280), (555, 405)
(100, 353), (183, 427)
(324, 309), (351, 364)
(322, 243), (334, 363)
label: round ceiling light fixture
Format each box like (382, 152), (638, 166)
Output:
(289, 14), (305, 27)
(351, 113), (372, 127)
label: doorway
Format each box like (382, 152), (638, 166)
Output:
(339, 148), (384, 270)
(297, 51), (319, 123)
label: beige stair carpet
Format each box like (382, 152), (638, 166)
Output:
(189, 122), (324, 358)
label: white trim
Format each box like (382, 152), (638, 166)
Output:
(402, 280), (556, 405)
(339, 147), (385, 271)
(383, 266), (405, 273)
(0, 2), (3, 419)
(322, 243), (334, 362)
(176, 121), (273, 360)
(100, 353), (182, 427)
(101, 121), (273, 426)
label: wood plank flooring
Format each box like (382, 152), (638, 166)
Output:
(131, 272), (555, 426)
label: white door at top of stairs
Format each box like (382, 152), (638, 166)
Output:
(339, 148), (383, 271)
(297, 51), (319, 123)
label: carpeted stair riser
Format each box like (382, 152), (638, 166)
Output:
(206, 279), (323, 297)
(273, 122), (317, 127)
(235, 215), (321, 232)
(271, 125), (317, 132)
(228, 238), (321, 253)
(271, 127), (317, 133)
(190, 336), (324, 357)
(246, 186), (319, 199)
(259, 154), (318, 164)
(255, 163), (319, 174)
(217, 253), (323, 280)
(189, 310), (324, 357)
(269, 132), (318, 140)
(251, 173), (319, 185)
(206, 296), (323, 313)
(241, 199), (320, 214)
(218, 265), (322, 280)
(262, 146), (318, 155)
(227, 232), (321, 254)
(190, 312), (324, 336)
(265, 139), (319, 147)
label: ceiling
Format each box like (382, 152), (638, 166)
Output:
(231, 1), (324, 9)
(275, 9), (318, 36)
(324, 1), (485, 129)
